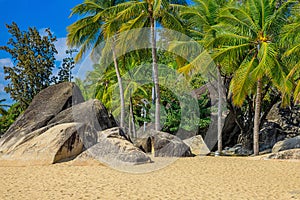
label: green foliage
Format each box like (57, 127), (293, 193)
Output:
(197, 93), (211, 129)
(57, 49), (77, 83)
(0, 103), (22, 135)
(280, 3), (300, 104)
(68, 0), (300, 143)
(67, 0), (127, 62)
(0, 22), (57, 110)
(214, 0), (296, 107)
(0, 99), (9, 116)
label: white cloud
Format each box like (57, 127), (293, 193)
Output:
(39, 29), (68, 62)
(0, 83), (5, 92)
(39, 28), (48, 37)
(0, 58), (12, 76)
(0, 58), (13, 70)
(0, 58), (12, 99)
(54, 37), (68, 62)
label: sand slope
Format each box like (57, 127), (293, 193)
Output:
(0, 157), (299, 200)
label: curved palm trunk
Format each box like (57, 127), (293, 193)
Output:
(150, 15), (160, 131)
(253, 79), (262, 156)
(217, 65), (222, 154)
(111, 38), (125, 129)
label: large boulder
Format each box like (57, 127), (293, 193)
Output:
(0, 123), (92, 165)
(47, 99), (118, 131)
(132, 137), (152, 153)
(78, 127), (151, 165)
(272, 136), (300, 153)
(259, 122), (286, 151)
(221, 110), (240, 148)
(0, 124), (57, 154)
(183, 135), (210, 156)
(266, 102), (300, 136)
(151, 131), (192, 157)
(176, 128), (197, 140)
(133, 130), (192, 157)
(0, 82), (84, 153)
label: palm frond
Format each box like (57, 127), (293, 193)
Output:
(230, 56), (257, 106)
(252, 42), (276, 79)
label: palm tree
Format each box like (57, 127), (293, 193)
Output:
(174, 0), (228, 154)
(67, 0), (127, 128)
(280, 3), (300, 104)
(214, 0), (296, 155)
(107, 0), (187, 131)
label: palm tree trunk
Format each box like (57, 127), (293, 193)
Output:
(129, 96), (136, 138)
(253, 79), (262, 156)
(150, 15), (160, 131)
(111, 38), (125, 129)
(217, 65), (222, 154)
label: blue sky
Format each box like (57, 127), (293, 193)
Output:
(0, 0), (193, 104)
(0, 0), (82, 103)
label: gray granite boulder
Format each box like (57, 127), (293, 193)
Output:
(0, 123), (90, 165)
(272, 136), (300, 153)
(48, 99), (117, 132)
(263, 149), (300, 160)
(183, 135), (210, 156)
(80, 127), (151, 165)
(151, 131), (192, 157)
(0, 82), (84, 153)
(133, 130), (192, 157)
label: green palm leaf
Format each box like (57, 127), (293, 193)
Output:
(229, 56), (257, 106)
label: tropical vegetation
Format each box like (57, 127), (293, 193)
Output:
(1, 0), (299, 155)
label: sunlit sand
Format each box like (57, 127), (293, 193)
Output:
(0, 156), (299, 200)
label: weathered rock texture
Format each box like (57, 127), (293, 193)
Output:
(0, 82), (152, 166)
(1, 123), (86, 164)
(266, 149), (300, 160)
(267, 103), (300, 134)
(78, 127), (151, 165)
(272, 136), (300, 153)
(0, 82), (84, 153)
(134, 130), (193, 157)
(220, 102), (300, 155)
(48, 99), (118, 130)
(183, 135), (210, 156)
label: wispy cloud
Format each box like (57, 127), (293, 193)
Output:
(0, 58), (13, 82)
(54, 37), (68, 61)
(38, 29), (69, 62)
(0, 58), (12, 100)
(0, 58), (13, 69)
(38, 28), (51, 37)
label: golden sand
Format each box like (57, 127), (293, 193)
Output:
(0, 156), (299, 200)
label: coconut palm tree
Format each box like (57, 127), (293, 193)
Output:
(280, 3), (300, 104)
(106, 0), (187, 131)
(67, 0), (127, 128)
(213, 0), (297, 155)
(173, 0), (228, 154)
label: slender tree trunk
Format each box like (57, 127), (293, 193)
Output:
(150, 15), (160, 131)
(111, 37), (125, 129)
(217, 65), (222, 154)
(128, 110), (132, 136)
(253, 79), (262, 156)
(129, 96), (136, 138)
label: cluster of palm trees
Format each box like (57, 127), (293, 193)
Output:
(67, 0), (300, 155)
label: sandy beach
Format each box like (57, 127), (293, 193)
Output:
(0, 156), (299, 200)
